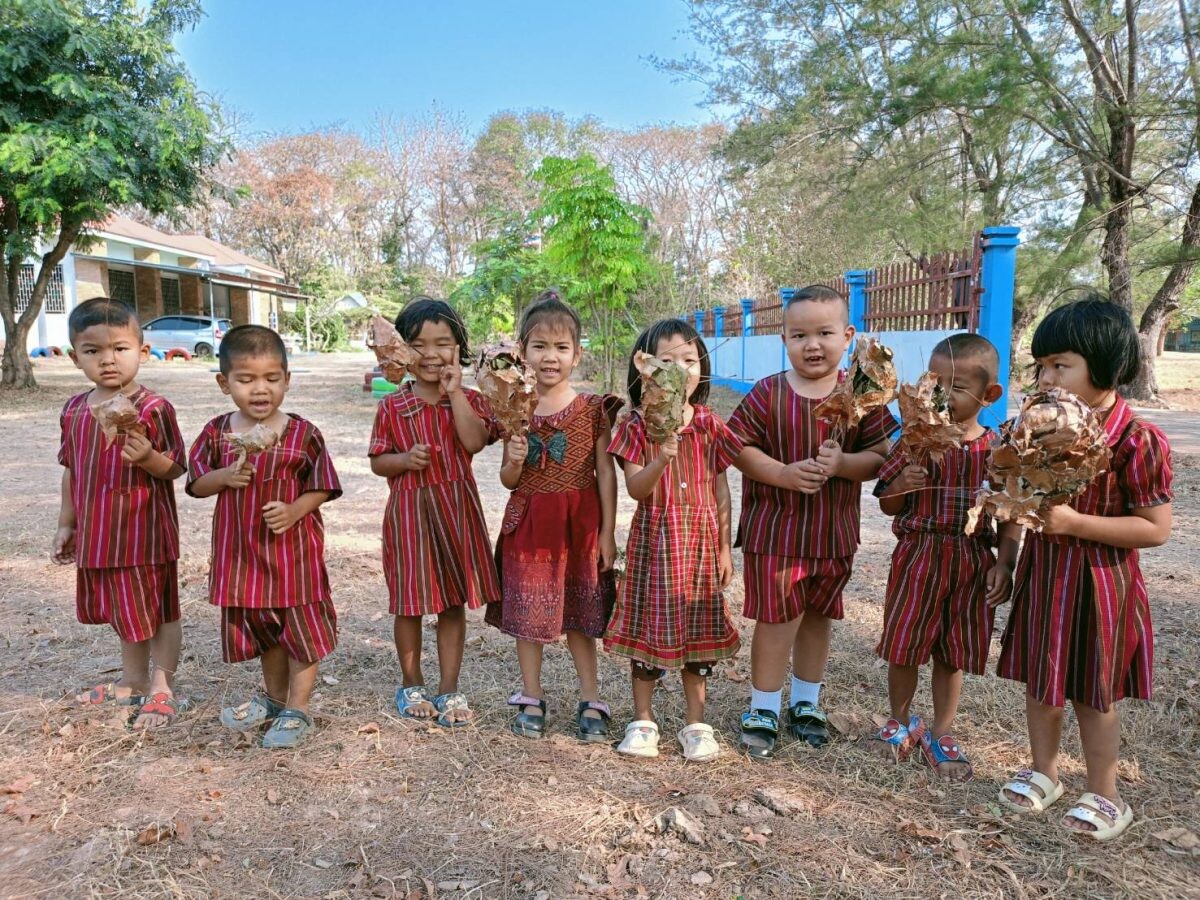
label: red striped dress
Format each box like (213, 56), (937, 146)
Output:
(604, 407), (743, 668)
(187, 414), (341, 662)
(997, 397), (1172, 711)
(727, 372), (897, 622)
(369, 384), (501, 615)
(486, 393), (622, 642)
(58, 387), (184, 641)
(872, 432), (996, 673)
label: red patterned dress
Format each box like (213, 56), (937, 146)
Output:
(997, 397), (1172, 711)
(486, 393), (622, 642)
(604, 407), (743, 668)
(369, 384), (501, 615)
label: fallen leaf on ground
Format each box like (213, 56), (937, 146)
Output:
(135, 822), (175, 845)
(946, 832), (971, 868)
(1153, 827), (1200, 853)
(2, 775), (35, 795)
(3, 801), (37, 824)
(898, 819), (943, 842)
(357, 722), (381, 735)
(691, 871), (714, 885)
(740, 826), (768, 847)
(651, 806), (706, 845)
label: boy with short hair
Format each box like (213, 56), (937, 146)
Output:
(871, 333), (1017, 779)
(728, 285), (896, 759)
(187, 325), (341, 749)
(54, 298), (186, 729)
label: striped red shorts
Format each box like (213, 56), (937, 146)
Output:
(742, 553), (852, 623)
(76, 562), (179, 643)
(876, 533), (995, 674)
(220, 600), (338, 664)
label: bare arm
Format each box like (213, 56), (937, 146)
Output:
(370, 450), (425, 478)
(825, 438), (890, 482)
(716, 470), (732, 552)
(595, 429), (618, 571)
(732, 445), (788, 488)
(189, 461), (252, 498)
(500, 435), (526, 490)
(448, 389), (489, 455)
(1043, 502), (1172, 549)
(878, 463), (927, 516)
(52, 469), (77, 563)
(121, 431), (184, 480)
(623, 434), (677, 501)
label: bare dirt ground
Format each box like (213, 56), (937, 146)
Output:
(1, 353), (1197, 899)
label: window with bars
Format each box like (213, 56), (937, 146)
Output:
(108, 269), (136, 310)
(161, 276), (180, 315)
(15, 264), (66, 314)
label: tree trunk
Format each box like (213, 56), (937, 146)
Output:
(1125, 328), (1162, 403)
(1, 319), (36, 388)
(1100, 199), (1134, 311)
(1156, 327), (1166, 357)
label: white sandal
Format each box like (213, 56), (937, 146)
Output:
(998, 768), (1064, 813)
(616, 720), (660, 758)
(1062, 792), (1134, 841)
(678, 723), (720, 762)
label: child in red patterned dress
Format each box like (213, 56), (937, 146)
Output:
(54, 298), (187, 730)
(871, 334), (1017, 780)
(189, 326), (341, 749)
(369, 297), (500, 729)
(487, 291), (622, 741)
(605, 319), (742, 761)
(997, 298), (1172, 842)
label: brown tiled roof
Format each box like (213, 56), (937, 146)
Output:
(97, 215), (285, 279)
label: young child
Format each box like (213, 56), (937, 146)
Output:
(53, 298), (186, 729)
(369, 297), (499, 727)
(605, 319), (742, 761)
(727, 285), (896, 759)
(871, 334), (1017, 780)
(486, 290), (621, 741)
(997, 298), (1172, 841)
(188, 325), (341, 749)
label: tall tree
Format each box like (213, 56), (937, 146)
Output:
(0, 0), (222, 388)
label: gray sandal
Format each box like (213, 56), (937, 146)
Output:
(219, 692), (284, 732)
(433, 691), (473, 727)
(261, 708), (313, 749)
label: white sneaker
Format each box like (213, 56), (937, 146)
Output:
(616, 720), (660, 758)
(679, 723), (720, 762)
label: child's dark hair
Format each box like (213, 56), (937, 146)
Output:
(518, 288), (582, 346)
(627, 318), (711, 408)
(68, 297), (141, 340)
(395, 296), (471, 365)
(218, 324), (288, 375)
(1031, 294), (1141, 390)
(784, 284), (849, 315)
(930, 333), (999, 383)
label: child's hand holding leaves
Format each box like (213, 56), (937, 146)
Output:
(121, 430), (155, 467)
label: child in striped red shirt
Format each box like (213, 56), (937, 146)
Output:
(997, 298), (1172, 841)
(188, 325), (342, 749)
(871, 334), (1017, 780)
(369, 297), (500, 728)
(727, 285), (896, 759)
(54, 298), (186, 730)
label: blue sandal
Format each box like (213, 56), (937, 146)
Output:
(870, 715), (925, 763)
(262, 708), (313, 749)
(787, 700), (830, 748)
(433, 691), (473, 727)
(508, 691), (547, 739)
(920, 730), (973, 781)
(395, 684), (435, 719)
(738, 708), (779, 760)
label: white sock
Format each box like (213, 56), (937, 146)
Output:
(749, 687), (783, 715)
(791, 676), (821, 706)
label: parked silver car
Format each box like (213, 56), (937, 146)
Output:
(142, 315), (232, 357)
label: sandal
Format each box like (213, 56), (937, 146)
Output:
(678, 723), (720, 762)
(616, 720), (660, 758)
(508, 692), (547, 739)
(220, 692), (285, 732)
(998, 768), (1065, 814)
(1062, 792), (1134, 841)
(395, 684), (436, 719)
(76, 682), (143, 708)
(261, 708), (314, 749)
(787, 700), (830, 748)
(576, 700), (611, 743)
(129, 692), (184, 729)
(920, 730), (973, 782)
(869, 715), (925, 763)
(433, 691), (473, 728)
(739, 708), (779, 760)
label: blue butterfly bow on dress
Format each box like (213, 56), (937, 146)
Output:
(526, 430), (567, 467)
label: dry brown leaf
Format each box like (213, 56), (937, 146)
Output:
(898, 819), (943, 841)
(634, 351), (688, 444)
(1153, 826), (1200, 853)
(91, 393), (145, 446)
(2, 775), (36, 795)
(896, 371), (966, 465)
(815, 336), (897, 441)
(223, 423), (279, 470)
(367, 315), (420, 384)
(740, 826), (768, 847)
(946, 832), (972, 869)
(476, 341), (537, 437)
(965, 389), (1110, 534)
(135, 822), (175, 845)
(356, 722), (381, 735)
(3, 800), (37, 824)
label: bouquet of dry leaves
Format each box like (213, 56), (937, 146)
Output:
(964, 388), (1110, 534)
(367, 315), (420, 384)
(895, 371), (966, 466)
(91, 393), (145, 446)
(634, 351), (688, 444)
(476, 340), (538, 437)
(224, 423), (280, 470)
(815, 336), (898, 442)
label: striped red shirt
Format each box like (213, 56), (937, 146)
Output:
(874, 430), (995, 542)
(727, 372), (897, 558)
(186, 413), (341, 608)
(57, 387), (184, 568)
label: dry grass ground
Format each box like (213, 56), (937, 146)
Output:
(1153, 351), (1200, 410)
(0, 353), (1197, 899)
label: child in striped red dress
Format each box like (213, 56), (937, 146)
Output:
(997, 298), (1172, 841)
(605, 319), (742, 761)
(54, 299), (186, 730)
(487, 291), (622, 741)
(188, 326), (342, 749)
(871, 334), (1017, 779)
(369, 297), (500, 728)
(727, 285), (896, 759)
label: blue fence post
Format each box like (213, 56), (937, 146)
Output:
(693, 310), (704, 335)
(978, 225), (1021, 414)
(713, 306), (725, 338)
(845, 270), (868, 334)
(740, 298), (754, 383)
(778, 288), (795, 372)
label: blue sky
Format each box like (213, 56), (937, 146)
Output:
(175, 1), (716, 136)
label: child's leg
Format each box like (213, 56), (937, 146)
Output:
(130, 621), (184, 728)
(888, 663), (919, 722)
(565, 630), (602, 719)
(749, 618), (803, 694)
(1068, 700), (1124, 826)
(1003, 695), (1065, 806)
(260, 645), (290, 704)
(119, 637), (152, 695)
(927, 658), (971, 781)
(285, 654), (319, 714)
(681, 668), (706, 725)
(791, 611), (832, 686)
(631, 667), (656, 722)
(516, 638), (545, 716)
(434, 605), (466, 695)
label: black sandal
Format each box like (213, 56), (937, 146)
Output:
(787, 700), (830, 747)
(508, 691), (547, 739)
(738, 708), (779, 760)
(576, 700), (611, 743)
